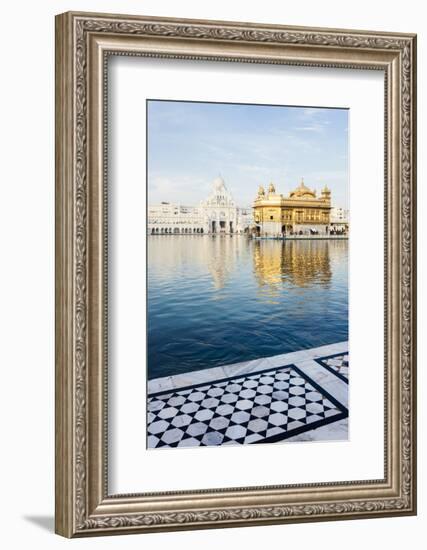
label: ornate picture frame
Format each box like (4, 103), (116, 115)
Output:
(55, 11), (417, 537)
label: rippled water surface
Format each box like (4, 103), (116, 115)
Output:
(148, 236), (348, 379)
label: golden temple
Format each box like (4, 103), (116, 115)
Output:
(253, 179), (332, 236)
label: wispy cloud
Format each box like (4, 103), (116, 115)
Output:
(294, 125), (324, 133)
(300, 107), (320, 118)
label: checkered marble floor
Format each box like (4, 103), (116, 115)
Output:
(147, 365), (348, 449)
(316, 353), (349, 383)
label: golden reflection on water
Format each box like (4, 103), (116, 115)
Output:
(148, 236), (347, 296)
(253, 239), (334, 298)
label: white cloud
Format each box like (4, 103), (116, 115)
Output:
(294, 125), (324, 133)
(300, 107), (320, 118)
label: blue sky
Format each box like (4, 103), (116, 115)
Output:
(147, 100), (349, 209)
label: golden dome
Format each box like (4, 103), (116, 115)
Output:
(268, 182), (276, 194)
(289, 178), (316, 199)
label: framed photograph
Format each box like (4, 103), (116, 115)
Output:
(55, 11), (417, 537)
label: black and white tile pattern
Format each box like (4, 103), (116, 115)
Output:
(316, 353), (349, 383)
(147, 365), (348, 449)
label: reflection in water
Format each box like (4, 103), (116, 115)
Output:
(148, 235), (252, 291)
(148, 236), (348, 379)
(253, 240), (332, 297)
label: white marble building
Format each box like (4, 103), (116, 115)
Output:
(148, 177), (252, 235)
(330, 207), (349, 230)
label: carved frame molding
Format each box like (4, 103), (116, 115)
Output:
(55, 11), (416, 537)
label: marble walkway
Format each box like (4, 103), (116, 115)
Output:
(147, 341), (349, 449)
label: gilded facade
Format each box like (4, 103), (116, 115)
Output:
(253, 179), (332, 236)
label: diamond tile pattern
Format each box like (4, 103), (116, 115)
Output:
(147, 365), (348, 449)
(316, 354), (349, 383)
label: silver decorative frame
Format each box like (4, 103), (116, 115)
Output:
(55, 11), (417, 537)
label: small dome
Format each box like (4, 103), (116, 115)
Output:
(212, 176), (226, 192)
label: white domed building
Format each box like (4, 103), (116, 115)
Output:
(200, 176), (238, 234)
(148, 176), (252, 235)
